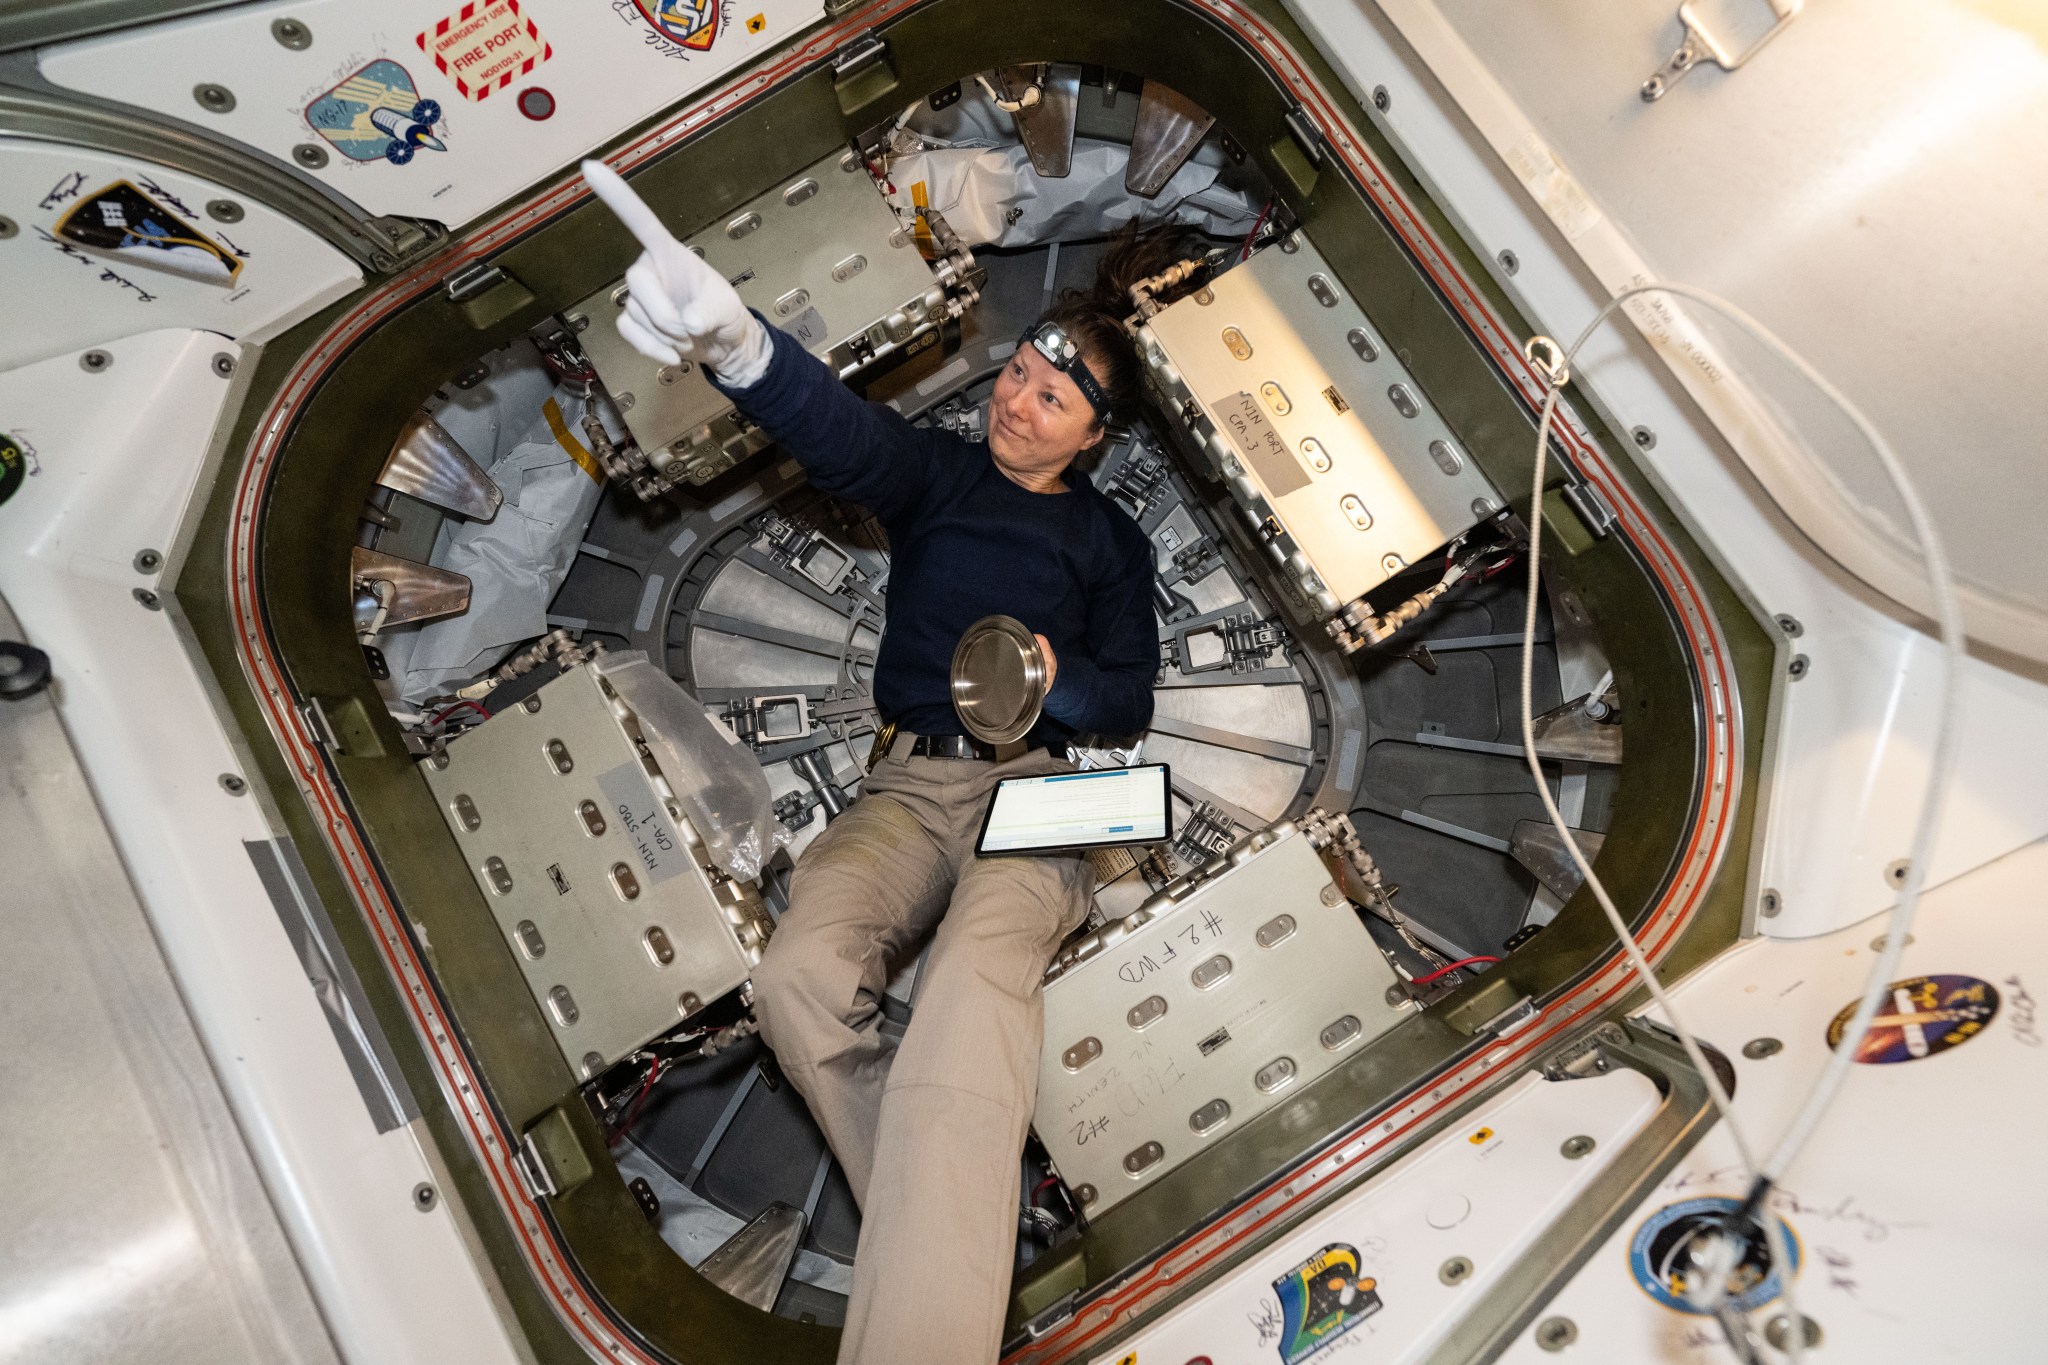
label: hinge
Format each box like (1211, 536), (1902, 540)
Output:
(363, 214), (447, 270)
(444, 262), (508, 304)
(1561, 480), (1617, 540)
(1283, 105), (1326, 166)
(831, 32), (888, 80)
(299, 698), (342, 753)
(1541, 1022), (1630, 1081)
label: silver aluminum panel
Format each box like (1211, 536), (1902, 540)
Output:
(425, 663), (770, 1076)
(570, 149), (944, 467)
(1035, 823), (1411, 1215)
(1139, 233), (1500, 613)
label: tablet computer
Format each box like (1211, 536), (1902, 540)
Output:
(974, 764), (1174, 857)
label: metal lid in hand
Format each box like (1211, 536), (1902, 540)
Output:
(950, 615), (1046, 746)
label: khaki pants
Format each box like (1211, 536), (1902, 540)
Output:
(751, 742), (1093, 1365)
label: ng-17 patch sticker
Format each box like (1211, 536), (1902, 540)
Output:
(1628, 1197), (1801, 1315)
(53, 180), (242, 285)
(1826, 973), (1999, 1064)
(305, 60), (448, 165)
(1271, 1242), (1382, 1363)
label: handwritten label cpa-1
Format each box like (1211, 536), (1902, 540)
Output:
(595, 761), (687, 885)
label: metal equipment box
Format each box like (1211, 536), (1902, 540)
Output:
(1035, 815), (1413, 1216)
(566, 148), (979, 493)
(424, 661), (775, 1078)
(1137, 232), (1501, 639)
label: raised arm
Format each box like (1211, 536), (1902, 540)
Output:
(1041, 529), (1158, 738)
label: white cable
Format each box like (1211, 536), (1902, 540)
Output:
(974, 71), (1042, 113)
(1518, 280), (1964, 1361)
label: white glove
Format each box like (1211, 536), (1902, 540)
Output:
(579, 159), (775, 388)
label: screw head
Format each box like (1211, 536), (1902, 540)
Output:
(1385, 983), (1411, 1008)
(1072, 1183), (1097, 1206)
(1535, 1316), (1577, 1351)
(1320, 883), (1343, 906)
(1372, 85), (1391, 112)
(1631, 425), (1657, 449)
(193, 83), (236, 113)
(205, 199), (245, 224)
(212, 353), (237, 379)
(1438, 1255), (1474, 1285)
(1760, 888), (1782, 917)
(132, 588), (162, 611)
(133, 548), (163, 573)
(412, 1182), (438, 1212)
(1788, 653), (1809, 679)
(1774, 613), (1804, 637)
(0, 215), (18, 239)
(1742, 1037), (1783, 1060)
(1884, 859), (1911, 889)
(219, 773), (249, 796)
(1764, 1314), (1822, 1351)
(80, 349), (112, 373)
(1497, 248), (1520, 275)
(271, 16), (312, 48)
(1560, 1134), (1596, 1159)
(431, 751), (451, 769)
(0, 642), (53, 698)
(293, 142), (330, 170)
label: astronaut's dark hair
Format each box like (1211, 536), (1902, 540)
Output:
(1040, 222), (1209, 425)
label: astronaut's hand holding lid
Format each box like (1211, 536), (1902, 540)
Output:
(580, 160), (775, 389)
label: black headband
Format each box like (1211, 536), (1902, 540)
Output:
(1019, 320), (1110, 420)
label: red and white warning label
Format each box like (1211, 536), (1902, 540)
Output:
(417, 0), (553, 103)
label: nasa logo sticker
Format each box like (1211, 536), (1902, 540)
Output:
(0, 435), (25, 508)
(1827, 973), (1999, 1064)
(304, 60), (448, 166)
(1271, 1242), (1382, 1363)
(1627, 1197), (1800, 1315)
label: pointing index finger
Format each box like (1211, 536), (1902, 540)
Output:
(580, 159), (682, 261)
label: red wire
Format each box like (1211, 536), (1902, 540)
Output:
(608, 1056), (663, 1146)
(1410, 956), (1500, 987)
(430, 699), (490, 726)
(1239, 197), (1274, 261)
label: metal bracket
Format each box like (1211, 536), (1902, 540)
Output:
(444, 262), (508, 304)
(1540, 1022), (1630, 1081)
(1642, 0), (1803, 102)
(1474, 993), (1540, 1039)
(1560, 479), (1617, 540)
(511, 1137), (558, 1200)
(1018, 1289), (1078, 1341)
(298, 698), (342, 753)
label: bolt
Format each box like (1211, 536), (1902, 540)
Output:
(1497, 248), (1520, 275)
(133, 588), (162, 611)
(1072, 1183), (1097, 1206)
(522, 695), (542, 713)
(1372, 85), (1391, 112)
(271, 17), (312, 48)
(219, 773), (249, 796)
(1742, 1037), (1782, 1060)
(1385, 983), (1411, 1008)
(1774, 613), (1804, 637)
(1764, 1314), (1822, 1350)
(80, 350), (112, 373)
(1320, 883), (1343, 907)
(293, 143), (330, 170)
(1535, 1316), (1577, 1351)
(431, 751), (451, 769)
(1884, 859), (1911, 889)
(205, 199), (245, 224)
(615, 392), (636, 413)
(133, 548), (163, 574)
(212, 353), (237, 379)
(412, 1181), (438, 1212)
(1788, 653), (1809, 679)
(1471, 497), (1500, 519)
(1560, 1134), (1596, 1159)
(582, 1051), (606, 1078)
(1631, 425), (1657, 449)
(193, 83), (236, 114)
(1438, 1255), (1474, 1285)
(1760, 888), (1782, 917)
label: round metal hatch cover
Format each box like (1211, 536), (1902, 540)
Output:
(950, 614), (1046, 745)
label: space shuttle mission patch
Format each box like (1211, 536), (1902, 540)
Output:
(54, 181), (242, 285)
(1271, 1243), (1382, 1362)
(1827, 973), (1998, 1064)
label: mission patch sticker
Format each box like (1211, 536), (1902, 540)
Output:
(53, 181), (242, 284)
(305, 60), (448, 165)
(1628, 1197), (1800, 1315)
(1826, 973), (1999, 1064)
(1271, 1243), (1381, 1363)
(0, 436), (25, 507)
(634, 0), (722, 51)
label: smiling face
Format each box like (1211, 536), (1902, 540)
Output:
(987, 342), (1107, 493)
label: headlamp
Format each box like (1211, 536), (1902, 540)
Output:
(1019, 321), (1110, 420)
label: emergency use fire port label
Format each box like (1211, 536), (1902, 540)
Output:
(595, 762), (689, 885)
(417, 0), (554, 103)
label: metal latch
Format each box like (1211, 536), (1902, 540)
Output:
(1561, 480), (1617, 540)
(1018, 1289), (1078, 1340)
(1473, 993), (1540, 1039)
(831, 32), (888, 81)
(1541, 1022), (1629, 1081)
(299, 698), (342, 753)
(511, 1136), (559, 1200)
(1642, 0), (1803, 101)
(1283, 105), (1326, 166)
(444, 262), (509, 304)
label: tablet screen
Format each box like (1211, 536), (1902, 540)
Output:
(975, 764), (1173, 856)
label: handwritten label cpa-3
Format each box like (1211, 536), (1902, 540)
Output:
(1213, 390), (1310, 496)
(595, 761), (687, 885)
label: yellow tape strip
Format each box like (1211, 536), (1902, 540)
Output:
(543, 397), (605, 485)
(911, 178), (933, 256)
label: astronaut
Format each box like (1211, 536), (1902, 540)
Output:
(583, 161), (1182, 1363)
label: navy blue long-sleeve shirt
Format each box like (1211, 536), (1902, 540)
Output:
(713, 323), (1157, 745)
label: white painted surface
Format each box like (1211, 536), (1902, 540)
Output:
(38, 0), (827, 230)
(0, 141), (358, 372)
(1281, 0), (2048, 939)
(0, 331), (522, 1365)
(1090, 1068), (1661, 1365)
(1497, 838), (2048, 1362)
